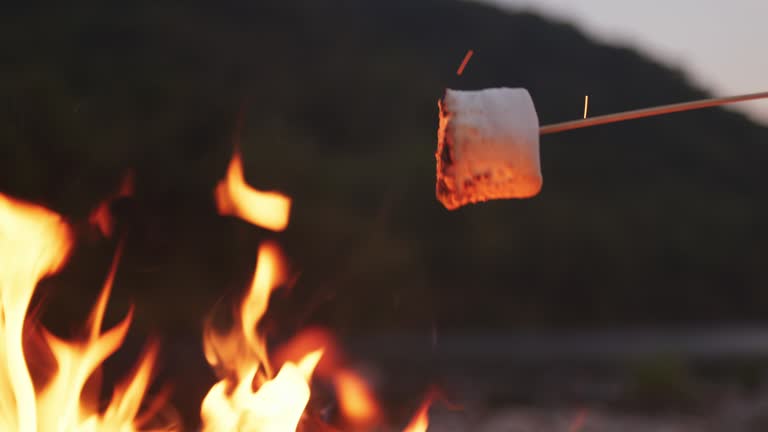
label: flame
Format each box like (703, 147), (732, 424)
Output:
(268, 327), (381, 427)
(201, 243), (322, 432)
(271, 327), (338, 378)
(4, 136), (435, 431)
(0, 193), (174, 431)
(205, 151), (322, 432)
(0, 194), (73, 431)
(201, 351), (322, 432)
(214, 148), (291, 232)
(88, 170), (134, 238)
(333, 369), (380, 426)
(202, 243), (286, 383)
(205, 151), (438, 431)
(403, 397), (432, 432)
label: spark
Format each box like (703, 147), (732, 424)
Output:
(583, 95), (589, 119)
(456, 50), (474, 76)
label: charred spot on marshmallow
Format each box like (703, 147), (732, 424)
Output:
(437, 98), (455, 168)
(439, 143), (453, 167)
(436, 87), (542, 210)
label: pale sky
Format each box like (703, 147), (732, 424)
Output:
(480, 0), (768, 124)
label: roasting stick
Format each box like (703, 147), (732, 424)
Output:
(436, 88), (768, 210)
(540, 90), (768, 135)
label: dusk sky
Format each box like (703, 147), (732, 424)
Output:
(482, 0), (768, 124)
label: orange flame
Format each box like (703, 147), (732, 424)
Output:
(333, 369), (380, 427)
(0, 193), (174, 431)
(88, 170), (134, 238)
(271, 328), (381, 427)
(403, 397), (433, 432)
(214, 148), (291, 232)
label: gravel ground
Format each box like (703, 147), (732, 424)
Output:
(427, 408), (708, 432)
(416, 397), (768, 432)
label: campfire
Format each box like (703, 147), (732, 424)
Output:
(5, 81), (768, 430)
(0, 144), (433, 431)
(0, 194), (166, 431)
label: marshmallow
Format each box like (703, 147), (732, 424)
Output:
(436, 88), (542, 210)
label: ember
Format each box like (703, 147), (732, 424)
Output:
(456, 49), (474, 76)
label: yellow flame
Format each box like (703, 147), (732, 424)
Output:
(240, 242), (285, 375)
(214, 149), (291, 232)
(0, 193), (174, 432)
(0, 194), (73, 431)
(202, 243), (285, 385)
(204, 152), (427, 431)
(201, 241), (322, 432)
(201, 350), (321, 432)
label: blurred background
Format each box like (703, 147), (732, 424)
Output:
(3, 0), (768, 430)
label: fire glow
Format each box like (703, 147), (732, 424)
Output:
(0, 194), (171, 431)
(0, 147), (432, 431)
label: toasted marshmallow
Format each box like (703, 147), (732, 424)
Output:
(436, 88), (542, 210)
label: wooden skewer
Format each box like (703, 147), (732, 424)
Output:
(540, 91), (768, 135)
